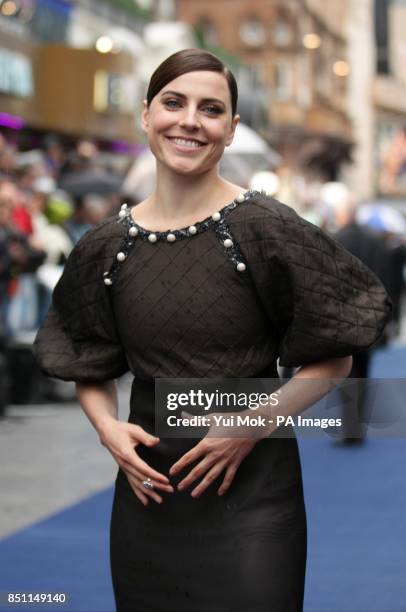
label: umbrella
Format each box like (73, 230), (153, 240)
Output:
(356, 204), (406, 235)
(60, 169), (123, 197)
(225, 123), (281, 168)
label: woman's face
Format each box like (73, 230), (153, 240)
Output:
(142, 70), (239, 176)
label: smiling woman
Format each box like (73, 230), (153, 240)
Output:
(34, 48), (392, 612)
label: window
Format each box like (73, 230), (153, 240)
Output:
(274, 60), (292, 101)
(272, 21), (294, 47)
(197, 17), (219, 47)
(239, 17), (266, 47)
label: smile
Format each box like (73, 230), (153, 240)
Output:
(166, 137), (207, 149)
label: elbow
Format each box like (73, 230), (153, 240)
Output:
(333, 355), (353, 378)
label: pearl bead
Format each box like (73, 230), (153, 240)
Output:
(223, 238), (233, 248)
(188, 225), (197, 235)
(104, 277), (112, 286)
(167, 233), (176, 242)
(116, 252), (126, 262)
(236, 262), (246, 272)
(211, 211), (221, 221)
(129, 226), (138, 237)
(121, 203), (128, 210)
(118, 210), (126, 219)
(236, 192), (246, 203)
(148, 233), (157, 243)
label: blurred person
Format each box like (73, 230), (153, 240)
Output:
(42, 134), (66, 178)
(0, 145), (17, 177)
(0, 179), (46, 335)
(63, 193), (110, 245)
(0, 179), (46, 332)
(33, 49), (391, 612)
(334, 192), (392, 444)
(30, 178), (72, 265)
(27, 179), (73, 324)
(380, 232), (406, 334)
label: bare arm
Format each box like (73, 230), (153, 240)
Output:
(170, 355), (353, 497)
(268, 355), (353, 423)
(76, 380), (119, 441)
(75, 381), (174, 505)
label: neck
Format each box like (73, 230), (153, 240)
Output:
(147, 162), (238, 224)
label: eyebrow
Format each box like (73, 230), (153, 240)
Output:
(160, 90), (226, 107)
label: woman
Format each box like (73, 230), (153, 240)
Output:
(34, 49), (391, 611)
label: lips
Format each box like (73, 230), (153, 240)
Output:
(166, 136), (207, 149)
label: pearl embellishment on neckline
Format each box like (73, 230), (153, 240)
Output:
(104, 190), (258, 286)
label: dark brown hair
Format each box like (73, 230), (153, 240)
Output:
(146, 48), (238, 116)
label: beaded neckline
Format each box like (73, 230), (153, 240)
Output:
(103, 189), (259, 285)
(118, 189), (259, 243)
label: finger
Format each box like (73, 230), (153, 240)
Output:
(177, 455), (217, 490)
(126, 474), (148, 506)
(121, 460), (174, 493)
(122, 449), (170, 484)
(190, 460), (228, 498)
(127, 473), (163, 504)
(218, 464), (238, 496)
(129, 424), (160, 447)
(134, 456), (171, 484)
(137, 482), (163, 504)
(169, 443), (206, 476)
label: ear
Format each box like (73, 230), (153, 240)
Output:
(141, 99), (149, 133)
(225, 113), (240, 147)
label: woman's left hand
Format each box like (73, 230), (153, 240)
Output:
(169, 410), (271, 498)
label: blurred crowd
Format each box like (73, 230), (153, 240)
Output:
(0, 132), (132, 410)
(0, 133), (127, 342)
(0, 129), (405, 414)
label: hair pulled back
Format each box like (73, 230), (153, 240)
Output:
(146, 48), (238, 116)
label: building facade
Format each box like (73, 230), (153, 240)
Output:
(176, 0), (353, 182)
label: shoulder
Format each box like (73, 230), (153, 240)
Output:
(64, 213), (127, 268)
(229, 191), (324, 249)
(53, 213), (127, 302)
(74, 214), (126, 252)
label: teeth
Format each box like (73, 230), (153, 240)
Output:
(171, 138), (203, 148)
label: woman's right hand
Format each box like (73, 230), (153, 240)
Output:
(99, 419), (174, 505)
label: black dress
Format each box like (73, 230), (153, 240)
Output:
(34, 191), (391, 612)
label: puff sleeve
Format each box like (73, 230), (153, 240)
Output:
(33, 218), (129, 383)
(237, 194), (392, 368)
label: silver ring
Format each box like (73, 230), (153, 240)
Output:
(142, 478), (154, 490)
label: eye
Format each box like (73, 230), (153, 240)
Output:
(203, 105), (223, 115)
(163, 99), (181, 109)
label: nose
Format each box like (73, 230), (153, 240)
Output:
(178, 105), (201, 129)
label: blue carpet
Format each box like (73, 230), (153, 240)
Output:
(1, 345), (405, 612)
(0, 489), (115, 612)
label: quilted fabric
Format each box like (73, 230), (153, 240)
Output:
(229, 193), (392, 367)
(33, 192), (391, 382)
(33, 217), (130, 382)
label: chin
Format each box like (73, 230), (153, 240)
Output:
(166, 159), (210, 176)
